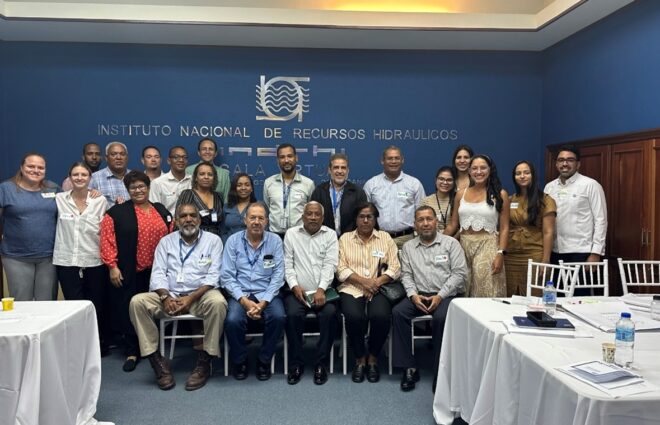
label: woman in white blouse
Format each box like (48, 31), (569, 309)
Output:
(53, 162), (109, 354)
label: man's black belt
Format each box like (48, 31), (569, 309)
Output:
(387, 228), (414, 238)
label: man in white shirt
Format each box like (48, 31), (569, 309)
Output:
(363, 145), (425, 248)
(149, 146), (192, 215)
(283, 201), (339, 385)
(263, 143), (315, 237)
(129, 203), (227, 391)
(544, 145), (607, 269)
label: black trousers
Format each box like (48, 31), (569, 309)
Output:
(392, 295), (455, 380)
(284, 293), (338, 368)
(56, 264), (109, 346)
(340, 292), (391, 359)
(108, 268), (151, 356)
(551, 252), (592, 296)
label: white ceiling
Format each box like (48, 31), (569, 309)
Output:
(0, 0), (635, 50)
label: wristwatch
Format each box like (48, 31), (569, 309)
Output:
(159, 293), (170, 302)
(497, 249), (507, 256)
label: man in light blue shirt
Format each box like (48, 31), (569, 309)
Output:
(363, 145), (425, 248)
(129, 203), (227, 391)
(221, 201), (286, 381)
(89, 141), (131, 209)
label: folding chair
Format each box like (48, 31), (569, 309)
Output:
(559, 259), (609, 296)
(617, 258), (660, 294)
(340, 314), (393, 375)
(283, 312), (334, 374)
(159, 314), (205, 359)
(526, 259), (579, 297)
(411, 315), (433, 355)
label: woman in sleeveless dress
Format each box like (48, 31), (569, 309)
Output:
(444, 155), (509, 297)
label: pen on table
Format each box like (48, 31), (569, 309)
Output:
(492, 298), (511, 305)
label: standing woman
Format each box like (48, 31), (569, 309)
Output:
(0, 153), (59, 301)
(505, 161), (557, 296)
(176, 161), (224, 236)
(100, 171), (172, 371)
(451, 145), (474, 192)
(53, 162), (109, 353)
(220, 172), (256, 244)
(421, 166), (456, 232)
(444, 155), (509, 297)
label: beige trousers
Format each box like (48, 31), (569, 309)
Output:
(129, 289), (227, 357)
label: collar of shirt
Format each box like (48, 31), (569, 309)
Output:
(558, 172), (581, 187)
(298, 225), (330, 237)
(241, 229), (266, 250)
(414, 233), (444, 248)
(101, 166), (128, 180)
(274, 172), (301, 184)
(350, 229), (381, 244)
(381, 172), (404, 183)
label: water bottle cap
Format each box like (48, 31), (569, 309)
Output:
(545, 281), (554, 287)
(621, 312), (631, 318)
(654, 295), (660, 301)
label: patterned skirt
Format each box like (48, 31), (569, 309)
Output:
(459, 232), (507, 298)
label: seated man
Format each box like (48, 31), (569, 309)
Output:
(283, 201), (339, 385)
(129, 203), (227, 391)
(392, 205), (467, 392)
(221, 202), (286, 381)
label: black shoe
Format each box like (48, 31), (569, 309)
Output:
(100, 344), (110, 358)
(351, 363), (365, 383)
(313, 364), (328, 385)
(232, 362), (248, 380)
(366, 363), (380, 383)
(257, 361), (272, 381)
(287, 365), (303, 385)
(122, 355), (139, 372)
(400, 368), (420, 392)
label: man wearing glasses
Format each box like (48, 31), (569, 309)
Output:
(90, 141), (131, 208)
(149, 146), (192, 216)
(544, 144), (607, 268)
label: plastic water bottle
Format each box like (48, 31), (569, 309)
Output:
(614, 312), (635, 368)
(542, 281), (557, 316)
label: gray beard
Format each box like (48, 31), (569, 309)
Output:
(180, 226), (199, 238)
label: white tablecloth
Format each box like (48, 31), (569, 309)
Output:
(0, 301), (101, 425)
(433, 298), (660, 425)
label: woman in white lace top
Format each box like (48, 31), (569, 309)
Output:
(444, 155), (509, 297)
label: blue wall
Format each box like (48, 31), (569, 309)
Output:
(0, 42), (542, 195)
(542, 0), (660, 145)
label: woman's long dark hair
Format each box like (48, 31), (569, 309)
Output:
(470, 154), (503, 213)
(226, 172), (256, 208)
(451, 144), (474, 177)
(512, 160), (545, 225)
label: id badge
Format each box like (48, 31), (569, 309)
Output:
(372, 250), (385, 258)
(199, 209), (210, 217)
(263, 258), (275, 269)
(435, 254), (449, 264)
(510, 202), (519, 209)
(211, 212), (218, 223)
(176, 272), (184, 283)
(42, 192), (56, 199)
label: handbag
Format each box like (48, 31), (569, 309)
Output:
(377, 261), (406, 304)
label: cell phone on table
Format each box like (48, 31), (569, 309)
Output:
(526, 311), (557, 327)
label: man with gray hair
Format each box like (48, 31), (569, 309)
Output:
(283, 201), (339, 385)
(129, 203), (227, 391)
(90, 141), (131, 208)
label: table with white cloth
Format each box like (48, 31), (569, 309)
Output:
(433, 298), (660, 425)
(0, 301), (102, 425)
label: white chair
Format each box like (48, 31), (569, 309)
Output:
(411, 315), (433, 355)
(559, 259), (609, 296)
(159, 314), (205, 359)
(340, 314), (393, 375)
(223, 331), (279, 377)
(526, 259), (580, 297)
(283, 312), (335, 374)
(617, 258), (660, 294)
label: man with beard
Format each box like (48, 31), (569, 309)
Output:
(392, 205), (467, 392)
(263, 143), (315, 238)
(221, 202), (285, 381)
(283, 202), (338, 385)
(129, 203), (227, 391)
(62, 142), (102, 190)
(90, 141), (131, 208)
(311, 153), (367, 236)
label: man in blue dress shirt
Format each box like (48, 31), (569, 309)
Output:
(221, 201), (286, 381)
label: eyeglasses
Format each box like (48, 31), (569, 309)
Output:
(436, 177), (454, 183)
(128, 184), (148, 192)
(556, 158), (577, 164)
(170, 155), (188, 161)
(358, 214), (375, 221)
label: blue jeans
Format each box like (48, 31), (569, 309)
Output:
(225, 296), (286, 364)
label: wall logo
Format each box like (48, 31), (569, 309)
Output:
(256, 75), (310, 122)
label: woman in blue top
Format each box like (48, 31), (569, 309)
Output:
(0, 153), (59, 300)
(220, 173), (256, 244)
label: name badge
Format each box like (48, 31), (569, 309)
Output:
(263, 258), (275, 269)
(166, 216), (172, 222)
(211, 212), (218, 223)
(294, 192), (304, 200)
(557, 190), (568, 199)
(372, 250), (385, 258)
(42, 192), (56, 199)
(363, 268), (371, 277)
(397, 191), (409, 198)
(435, 255), (449, 264)
(197, 258), (211, 266)
(510, 202), (519, 209)
(199, 209), (210, 217)
(176, 272), (185, 283)
(59, 213), (75, 221)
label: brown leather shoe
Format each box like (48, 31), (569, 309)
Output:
(148, 352), (175, 390)
(185, 351), (212, 391)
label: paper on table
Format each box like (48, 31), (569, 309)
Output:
(557, 362), (657, 397)
(503, 319), (593, 338)
(562, 301), (660, 332)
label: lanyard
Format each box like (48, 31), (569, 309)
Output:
(179, 237), (199, 267)
(282, 179), (292, 211)
(242, 235), (264, 267)
(331, 185), (344, 234)
(435, 193), (451, 226)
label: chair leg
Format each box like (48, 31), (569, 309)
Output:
(411, 321), (416, 356)
(342, 316), (347, 375)
(330, 342), (334, 374)
(388, 326), (393, 375)
(169, 320), (178, 359)
(283, 333), (288, 375)
(159, 320), (166, 357)
(224, 333), (229, 377)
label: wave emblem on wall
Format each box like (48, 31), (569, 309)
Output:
(256, 75), (310, 122)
